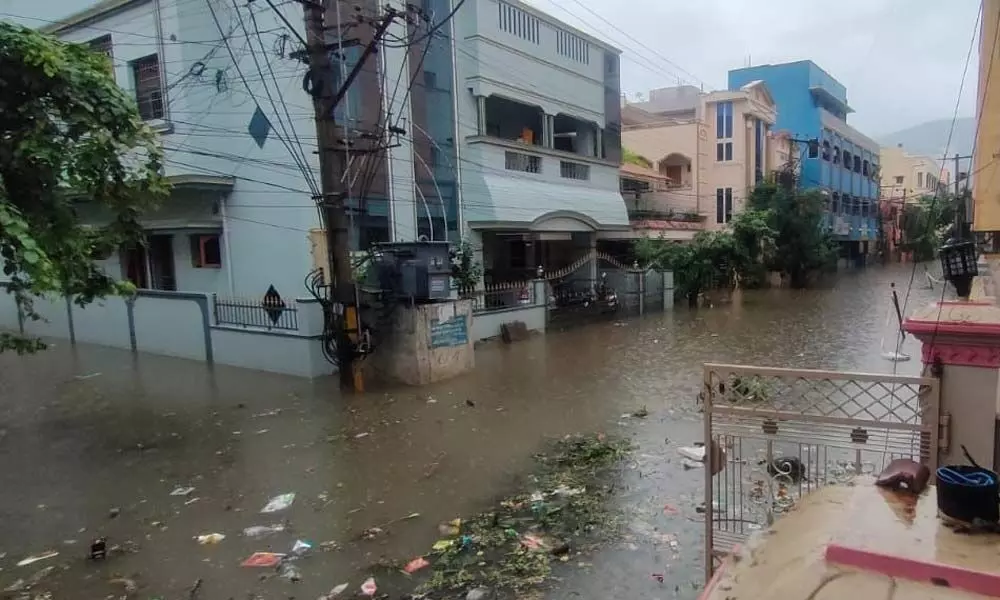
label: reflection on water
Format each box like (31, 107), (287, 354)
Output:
(0, 265), (944, 599)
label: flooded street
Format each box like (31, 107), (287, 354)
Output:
(0, 264), (943, 600)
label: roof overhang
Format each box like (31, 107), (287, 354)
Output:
(166, 173), (236, 192)
(41, 0), (149, 34)
(810, 86), (854, 115)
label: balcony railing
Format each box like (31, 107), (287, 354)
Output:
(622, 189), (702, 222)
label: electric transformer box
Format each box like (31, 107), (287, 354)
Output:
(374, 241), (452, 302)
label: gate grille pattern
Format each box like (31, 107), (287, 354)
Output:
(701, 363), (940, 583)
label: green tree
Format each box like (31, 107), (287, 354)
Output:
(0, 23), (167, 353)
(634, 209), (774, 305)
(746, 180), (836, 288)
(900, 194), (956, 262)
(622, 147), (653, 169)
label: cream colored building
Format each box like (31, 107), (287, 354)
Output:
(879, 145), (951, 203)
(975, 0), (1000, 231)
(621, 82), (794, 230)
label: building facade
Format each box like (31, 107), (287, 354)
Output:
(975, 0), (1000, 232)
(879, 144), (951, 203)
(620, 82), (793, 232)
(16, 0), (626, 294)
(728, 61), (880, 261)
(452, 0), (627, 281)
(33, 0), (324, 303)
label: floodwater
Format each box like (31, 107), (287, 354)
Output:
(0, 264), (943, 600)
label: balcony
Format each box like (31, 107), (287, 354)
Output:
(620, 163), (704, 237)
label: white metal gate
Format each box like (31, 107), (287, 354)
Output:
(701, 363), (940, 583)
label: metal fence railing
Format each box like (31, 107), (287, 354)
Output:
(701, 363), (940, 585)
(213, 295), (299, 331)
(458, 281), (537, 314)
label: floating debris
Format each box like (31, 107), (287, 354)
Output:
(404, 556), (430, 573)
(243, 524), (285, 538)
(437, 518), (461, 537)
(290, 540), (312, 555)
(261, 493), (296, 513)
(412, 433), (631, 599)
(321, 583), (349, 599)
(170, 486), (196, 497)
(89, 538), (107, 560)
(16, 551), (59, 567)
(360, 577), (377, 596)
(241, 552), (285, 568)
(195, 533), (225, 545)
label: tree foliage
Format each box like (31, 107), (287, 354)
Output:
(745, 180), (837, 287)
(622, 147), (653, 169)
(634, 177), (837, 302)
(634, 209), (775, 304)
(0, 23), (167, 353)
(899, 194), (956, 262)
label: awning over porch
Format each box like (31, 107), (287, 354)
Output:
(75, 174), (233, 230)
(468, 175), (630, 230)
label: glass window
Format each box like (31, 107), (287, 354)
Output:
(131, 54), (163, 121)
(724, 188), (733, 222)
(716, 188), (725, 224)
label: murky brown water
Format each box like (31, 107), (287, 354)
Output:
(0, 264), (942, 599)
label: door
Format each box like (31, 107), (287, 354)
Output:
(122, 243), (148, 289)
(147, 234), (176, 291)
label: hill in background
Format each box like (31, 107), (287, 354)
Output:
(877, 117), (975, 160)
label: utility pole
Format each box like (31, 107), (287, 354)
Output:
(301, 0), (400, 390)
(302, 0), (359, 390)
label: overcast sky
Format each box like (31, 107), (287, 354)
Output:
(1, 0), (982, 136)
(528, 0), (981, 136)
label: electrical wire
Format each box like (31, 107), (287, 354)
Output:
(243, 0), (317, 193)
(205, 0), (319, 195)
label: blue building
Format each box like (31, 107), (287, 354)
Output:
(728, 61), (880, 262)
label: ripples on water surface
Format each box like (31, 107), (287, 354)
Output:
(0, 264), (944, 598)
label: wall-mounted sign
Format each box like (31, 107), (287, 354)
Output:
(429, 316), (468, 349)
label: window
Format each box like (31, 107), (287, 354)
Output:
(862, 160), (869, 176)
(831, 192), (840, 214)
(555, 29), (589, 64)
(917, 172), (924, 188)
(853, 155), (861, 173)
(715, 101), (733, 139)
(894, 175), (904, 185)
(498, 1), (539, 43)
(716, 141), (732, 162)
(559, 161), (590, 180)
(190, 234), (222, 268)
(423, 70), (437, 90)
(131, 54), (164, 121)
(822, 141), (831, 161)
(505, 151), (541, 173)
(833, 146), (840, 165)
(716, 187), (733, 223)
(807, 140), (819, 159)
(842, 150), (851, 169)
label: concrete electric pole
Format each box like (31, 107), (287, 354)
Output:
(300, 1), (397, 390)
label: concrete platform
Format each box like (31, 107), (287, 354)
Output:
(700, 478), (1000, 599)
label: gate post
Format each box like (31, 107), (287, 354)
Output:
(903, 301), (1000, 470)
(638, 271), (645, 315)
(661, 270), (674, 310)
